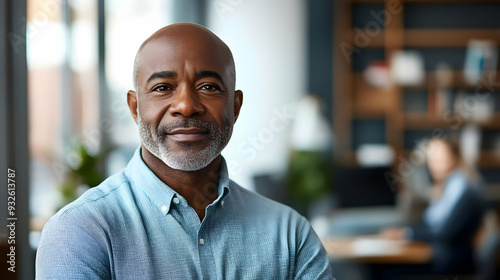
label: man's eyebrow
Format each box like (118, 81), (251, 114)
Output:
(146, 71), (176, 84)
(196, 70), (226, 86)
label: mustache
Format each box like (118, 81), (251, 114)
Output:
(157, 118), (219, 140)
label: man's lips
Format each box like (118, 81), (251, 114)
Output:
(167, 127), (209, 142)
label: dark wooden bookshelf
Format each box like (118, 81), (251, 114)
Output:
(333, 0), (500, 185)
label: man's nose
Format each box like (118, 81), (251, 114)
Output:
(169, 85), (204, 117)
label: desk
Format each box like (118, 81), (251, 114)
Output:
(323, 236), (432, 264)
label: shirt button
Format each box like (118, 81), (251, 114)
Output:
(161, 205), (167, 212)
(221, 200), (225, 207)
(199, 238), (205, 245)
(173, 197), (180, 205)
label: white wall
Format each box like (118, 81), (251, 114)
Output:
(208, 0), (307, 190)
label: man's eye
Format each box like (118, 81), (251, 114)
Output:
(153, 85), (171, 92)
(200, 84), (219, 91)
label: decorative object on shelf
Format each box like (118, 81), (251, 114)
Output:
(454, 90), (495, 124)
(464, 39), (498, 86)
(390, 50), (425, 86)
(356, 144), (395, 167)
(364, 60), (391, 88)
(460, 125), (482, 168)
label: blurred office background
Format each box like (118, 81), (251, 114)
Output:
(1, 0), (500, 279)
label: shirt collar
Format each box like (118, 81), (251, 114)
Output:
(124, 147), (231, 215)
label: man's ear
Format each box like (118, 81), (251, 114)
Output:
(127, 90), (139, 124)
(233, 90), (243, 124)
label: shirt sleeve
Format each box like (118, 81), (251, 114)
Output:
(36, 210), (111, 279)
(294, 216), (334, 280)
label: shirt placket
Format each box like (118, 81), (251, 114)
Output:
(197, 204), (219, 280)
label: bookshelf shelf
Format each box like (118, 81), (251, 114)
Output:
(345, 29), (500, 48)
(403, 116), (500, 130)
(353, 72), (500, 97)
(405, 29), (500, 48)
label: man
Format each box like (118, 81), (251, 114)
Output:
(36, 23), (333, 279)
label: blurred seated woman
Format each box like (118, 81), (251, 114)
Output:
(380, 138), (485, 275)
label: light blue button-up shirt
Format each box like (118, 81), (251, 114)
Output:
(36, 148), (333, 279)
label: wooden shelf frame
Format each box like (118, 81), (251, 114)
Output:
(345, 29), (500, 48)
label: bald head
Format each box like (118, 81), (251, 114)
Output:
(127, 23), (243, 173)
(133, 23), (236, 91)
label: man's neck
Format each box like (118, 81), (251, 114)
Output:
(141, 146), (221, 221)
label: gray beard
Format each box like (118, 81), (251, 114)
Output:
(137, 111), (233, 171)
